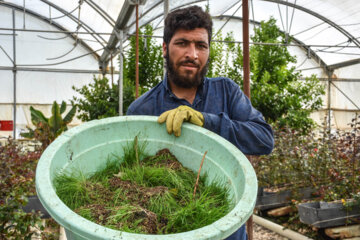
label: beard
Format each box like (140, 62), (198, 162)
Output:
(165, 49), (208, 89)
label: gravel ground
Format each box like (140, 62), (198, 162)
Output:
(253, 223), (290, 240)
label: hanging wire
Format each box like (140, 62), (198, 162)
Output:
(318, 37), (358, 51)
(49, 5), (80, 20)
(288, 0), (296, 35)
(23, 0), (26, 29)
(277, 3), (286, 34)
(213, 2), (242, 39)
(339, 22), (360, 26)
(330, 82), (360, 110)
(79, 38), (107, 44)
(302, 25), (332, 42)
(296, 56), (308, 69)
(127, 33), (360, 49)
(286, 0), (288, 34)
(316, 50), (360, 56)
(317, 41), (351, 53)
(154, 15), (164, 30)
(38, 35), (69, 40)
(44, 1), (84, 60)
(39, 4), (81, 40)
(49, 5), (52, 24)
(83, 0), (115, 26)
(76, 0), (84, 42)
(18, 47), (105, 67)
(0, 45), (14, 64)
(46, 40), (79, 60)
(250, 0), (255, 32)
(219, 1), (240, 16)
(38, 0), (107, 48)
(293, 22), (326, 36)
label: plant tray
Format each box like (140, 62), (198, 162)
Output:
(298, 201), (360, 228)
(256, 187), (316, 211)
(22, 195), (50, 219)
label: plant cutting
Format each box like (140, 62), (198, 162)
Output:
(54, 139), (232, 234)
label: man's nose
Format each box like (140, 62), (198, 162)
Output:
(185, 43), (198, 59)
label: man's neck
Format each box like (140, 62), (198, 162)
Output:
(168, 79), (197, 105)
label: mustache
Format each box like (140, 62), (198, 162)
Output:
(177, 60), (200, 68)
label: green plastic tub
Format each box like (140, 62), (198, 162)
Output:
(36, 116), (257, 240)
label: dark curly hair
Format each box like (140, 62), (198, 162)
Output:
(164, 6), (212, 45)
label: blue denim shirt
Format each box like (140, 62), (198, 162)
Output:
(127, 75), (274, 155)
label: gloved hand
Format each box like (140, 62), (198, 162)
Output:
(158, 105), (204, 137)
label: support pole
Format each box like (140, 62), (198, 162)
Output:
(163, 0), (169, 77)
(242, 1), (252, 240)
(118, 30), (124, 116)
(243, 0), (250, 99)
(110, 53), (114, 85)
(135, 4), (139, 99)
(327, 72), (332, 134)
(12, 9), (17, 139)
(164, 0), (169, 19)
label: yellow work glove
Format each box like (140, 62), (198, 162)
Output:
(157, 105), (204, 137)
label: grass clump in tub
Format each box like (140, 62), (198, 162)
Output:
(54, 138), (232, 234)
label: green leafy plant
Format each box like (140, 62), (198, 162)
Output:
(0, 139), (59, 239)
(208, 18), (325, 134)
(72, 76), (118, 121)
(0, 192), (44, 240)
(253, 115), (360, 239)
(125, 24), (163, 91)
(249, 18), (325, 133)
(72, 25), (163, 120)
(21, 101), (76, 148)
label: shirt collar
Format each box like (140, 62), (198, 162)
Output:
(162, 73), (206, 104)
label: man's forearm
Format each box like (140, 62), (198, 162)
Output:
(202, 112), (274, 155)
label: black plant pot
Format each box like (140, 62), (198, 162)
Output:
(22, 195), (50, 219)
(256, 187), (317, 211)
(298, 201), (360, 228)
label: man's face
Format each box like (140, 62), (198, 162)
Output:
(163, 28), (210, 88)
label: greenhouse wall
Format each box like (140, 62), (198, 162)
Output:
(0, 6), (100, 138)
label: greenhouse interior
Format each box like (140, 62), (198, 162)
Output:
(1, 0), (360, 239)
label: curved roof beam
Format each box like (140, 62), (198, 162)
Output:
(39, 0), (107, 49)
(0, 1), (99, 59)
(83, 0), (116, 27)
(213, 15), (330, 74)
(98, 0), (135, 71)
(125, 0), (203, 33)
(99, 0), (204, 71)
(262, 0), (360, 47)
(328, 58), (360, 70)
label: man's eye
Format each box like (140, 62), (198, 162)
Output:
(198, 44), (208, 49)
(175, 42), (186, 46)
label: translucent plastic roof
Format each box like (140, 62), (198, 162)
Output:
(1, 0), (360, 70)
(1, 0), (360, 135)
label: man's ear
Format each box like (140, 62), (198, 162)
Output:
(162, 42), (167, 57)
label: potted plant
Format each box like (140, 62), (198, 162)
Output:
(298, 114), (360, 228)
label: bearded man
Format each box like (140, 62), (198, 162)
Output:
(126, 6), (274, 240)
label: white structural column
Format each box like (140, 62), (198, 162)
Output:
(118, 30), (124, 116)
(12, 9), (17, 139)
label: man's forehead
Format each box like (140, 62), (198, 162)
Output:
(171, 28), (209, 42)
